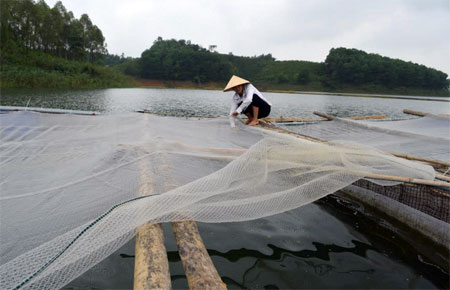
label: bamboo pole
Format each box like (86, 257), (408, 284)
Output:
(152, 185), (227, 290)
(389, 152), (450, 168)
(403, 109), (450, 119)
(249, 114), (384, 124)
(313, 111), (336, 120)
(134, 115), (172, 290)
(311, 112), (450, 169)
(363, 172), (450, 190)
(172, 221), (227, 290)
(134, 223), (171, 289)
(314, 112), (386, 121)
(131, 126), (228, 290)
(295, 162), (450, 189)
(348, 114), (386, 120)
(261, 117), (324, 123)
(436, 173), (450, 182)
(259, 122), (325, 142)
(259, 120), (450, 191)
(159, 169), (227, 289)
(403, 109), (427, 117)
(172, 151), (450, 189)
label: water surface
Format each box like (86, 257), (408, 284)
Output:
(2, 88), (449, 119)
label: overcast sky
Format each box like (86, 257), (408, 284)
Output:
(45, 0), (450, 75)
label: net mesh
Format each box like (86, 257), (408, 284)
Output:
(279, 116), (450, 162)
(353, 179), (449, 222)
(0, 111), (436, 289)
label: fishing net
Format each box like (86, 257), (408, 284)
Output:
(0, 111), (436, 289)
(279, 115), (450, 162)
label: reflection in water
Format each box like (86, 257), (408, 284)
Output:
(205, 240), (376, 288)
(71, 191), (449, 289)
(113, 193), (449, 289)
(205, 240), (374, 263)
(120, 234), (447, 289)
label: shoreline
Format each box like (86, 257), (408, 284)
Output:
(135, 79), (449, 101)
(292, 91), (450, 102)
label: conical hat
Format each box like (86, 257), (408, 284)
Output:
(223, 75), (250, 92)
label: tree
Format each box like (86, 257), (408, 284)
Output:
(138, 37), (232, 81)
(296, 70), (310, 85)
(324, 47), (448, 90)
(0, 0), (107, 63)
(208, 45), (217, 52)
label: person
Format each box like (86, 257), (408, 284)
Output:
(224, 75), (272, 126)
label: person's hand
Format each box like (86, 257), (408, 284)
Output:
(232, 111), (238, 116)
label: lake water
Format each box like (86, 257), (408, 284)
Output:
(1, 88), (449, 289)
(1, 88), (449, 119)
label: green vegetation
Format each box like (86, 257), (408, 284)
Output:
(116, 37), (449, 96)
(1, 0), (106, 62)
(138, 37), (233, 83)
(325, 48), (448, 91)
(1, 46), (135, 88)
(1, 0), (448, 95)
(0, 0), (135, 88)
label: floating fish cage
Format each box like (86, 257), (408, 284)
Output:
(0, 107), (448, 289)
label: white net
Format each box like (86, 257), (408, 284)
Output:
(0, 111), (436, 289)
(280, 115), (450, 162)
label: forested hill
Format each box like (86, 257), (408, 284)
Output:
(0, 0), (134, 88)
(325, 48), (448, 91)
(115, 38), (449, 95)
(0, 0), (448, 94)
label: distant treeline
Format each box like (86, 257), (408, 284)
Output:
(1, 0), (107, 63)
(325, 48), (448, 90)
(113, 37), (449, 92)
(0, 0), (134, 88)
(1, 0), (448, 93)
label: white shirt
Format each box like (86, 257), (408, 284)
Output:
(229, 84), (272, 115)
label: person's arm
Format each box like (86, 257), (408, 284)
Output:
(235, 85), (255, 114)
(230, 94), (239, 116)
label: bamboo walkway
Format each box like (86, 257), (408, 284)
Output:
(133, 109), (449, 289)
(134, 115), (226, 290)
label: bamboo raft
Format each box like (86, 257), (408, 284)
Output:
(134, 114), (226, 290)
(1, 106), (448, 288)
(134, 109), (449, 290)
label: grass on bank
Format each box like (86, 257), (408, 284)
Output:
(0, 48), (137, 89)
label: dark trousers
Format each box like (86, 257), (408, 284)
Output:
(239, 94), (271, 118)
